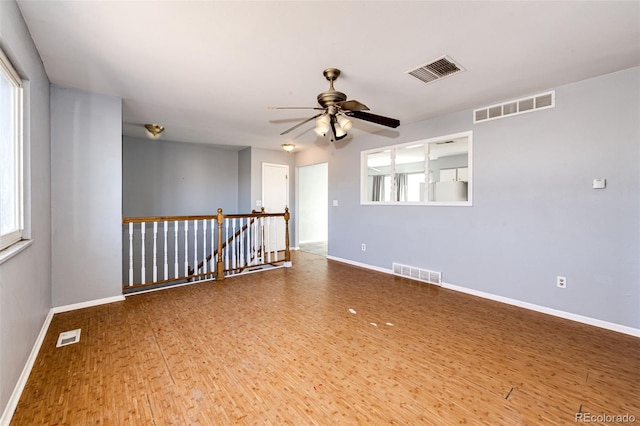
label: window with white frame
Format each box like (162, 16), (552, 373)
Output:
(361, 131), (472, 206)
(0, 48), (24, 250)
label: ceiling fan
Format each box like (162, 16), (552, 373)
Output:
(271, 68), (400, 142)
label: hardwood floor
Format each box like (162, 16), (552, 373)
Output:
(11, 251), (639, 425)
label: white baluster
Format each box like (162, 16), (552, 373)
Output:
(253, 218), (262, 264)
(260, 216), (265, 264)
(184, 220), (189, 277)
(203, 219), (208, 275)
(231, 218), (237, 271)
(210, 219), (215, 277)
(239, 218), (245, 269)
(174, 220), (179, 279)
(153, 222), (158, 283)
(163, 221), (168, 280)
(273, 216), (279, 262)
(224, 218), (229, 270)
(271, 216), (277, 262)
(141, 222), (146, 284)
(266, 217), (271, 263)
(128, 222), (134, 286)
(245, 218), (251, 266)
(252, 217), (257, 265)
(263, 217), (268, 263)
(193, 220), (198, 279)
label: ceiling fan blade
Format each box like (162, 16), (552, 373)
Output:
(269, 106), (324, 110)
(280, 113), (323, 135)
(336, 100), (370, 111)
(345, 110), (400, 128)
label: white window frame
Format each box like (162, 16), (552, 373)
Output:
(0, 47), (24, 251)
(361, 131), (473, 206)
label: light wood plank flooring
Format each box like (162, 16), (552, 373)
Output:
(11, 251), (639, 424)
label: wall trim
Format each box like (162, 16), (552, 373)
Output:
(0, 309), (54, 426)
(327, 255), (640, 338)
(51, 295), (125, 314)
(441, 282), (640, 337)
(326, 255), (392, 274)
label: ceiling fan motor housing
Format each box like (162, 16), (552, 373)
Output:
(317, 68), (347, 108)
(317, 90), (347, 108)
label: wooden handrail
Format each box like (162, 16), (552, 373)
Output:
(122, 208), (286, 224)
(123, 214), (218, 224)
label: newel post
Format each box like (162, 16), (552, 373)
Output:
(216, 208), (225, 281)
(284, 207), (292, 267)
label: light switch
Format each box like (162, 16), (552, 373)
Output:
(592, 178), (606, 189)
(333, 200), (338, 207)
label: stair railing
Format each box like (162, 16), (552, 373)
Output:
(122, 207), (290, 291)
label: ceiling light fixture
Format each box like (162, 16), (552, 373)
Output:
(144, 124), (165, 138)
(281, 143), (295, 152)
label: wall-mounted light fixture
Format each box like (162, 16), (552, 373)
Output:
(281, 143), (295, 152)
(144, 124), (165, 139)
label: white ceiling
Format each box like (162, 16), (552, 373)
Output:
(17, 1), (640, 152)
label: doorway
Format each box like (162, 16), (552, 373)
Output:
(297, 163), (328, 256)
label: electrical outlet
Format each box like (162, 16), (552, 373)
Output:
(557, 276), (566, 288)
(361, 243), (366, 252)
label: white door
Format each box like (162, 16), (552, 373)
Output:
(262, 163), (289, 251)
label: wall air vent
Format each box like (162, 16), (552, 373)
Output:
(474, 91), (555, 123)
(392, 262), (442, 286)
(407, 55), (465, 84)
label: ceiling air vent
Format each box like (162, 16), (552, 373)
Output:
(474, 90), (555, 124)
(407, 55), (465, 84)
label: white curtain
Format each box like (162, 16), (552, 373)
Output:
(372, 175), (384, 201)
(395, 173), (408, 201)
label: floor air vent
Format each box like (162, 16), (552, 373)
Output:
(407, 55), (465, 84)
(474, 91), (555, 123)
(392, 262), (442, 285)
(56, 329), (81, 347)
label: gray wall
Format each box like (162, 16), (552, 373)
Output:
(51, 86), (123, 307)
(296, 67), (640, 329)
(0, 0), (52, 418)
(123, 137), (238, 216)
(238, 147), (252, 213)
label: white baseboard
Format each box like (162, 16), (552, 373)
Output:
(327, 255), (640, 338)
(1, 295), (125, 426)
(326, 255), (392, 275)
(441, 282), (640, 337)
(51, 295), (125, 314)
(0, 309), (54, 426)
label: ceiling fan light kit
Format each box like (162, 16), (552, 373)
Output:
(273, 68), (399, 142)
(337, 114), (352, 132)
(315, 114), (331, 135)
